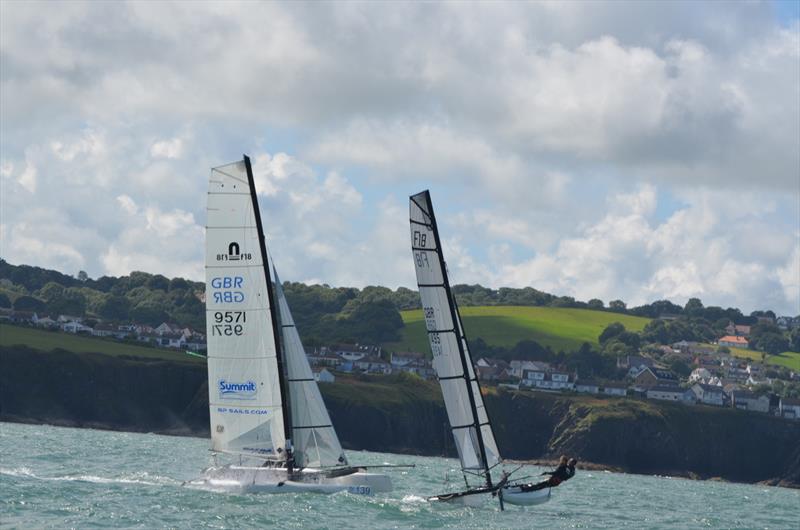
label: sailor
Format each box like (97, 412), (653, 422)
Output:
(524, 456), (577, 492)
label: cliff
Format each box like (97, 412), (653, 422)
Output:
(2, 345), (798, 488)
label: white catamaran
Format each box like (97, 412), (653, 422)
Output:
(409, 190), (552, 509)
(191, 156), (392, 495)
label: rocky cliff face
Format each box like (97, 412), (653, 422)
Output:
(2, 346), (798, 487)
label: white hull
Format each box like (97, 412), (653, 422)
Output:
(430, 485), (552, 507)
(501, 485), (552, 506)
(188, 465), (392, 495)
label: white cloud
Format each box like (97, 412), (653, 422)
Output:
(150, 137), (183, 159)
(0, 1), (797, 315)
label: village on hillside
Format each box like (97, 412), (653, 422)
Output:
(2, 308), (799, 421)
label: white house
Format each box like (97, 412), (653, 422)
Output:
(575, 381), (600, 394)
(690, 383), (725, 407)
(313, 368), (335, 383)
(62, 320), (92, 334)
(730, 390), (770, 413)
(602, 383), (628, 397)
(689, 368), (712, 383)
(779, 398), (800, 420)
(647, 385), (694, 403)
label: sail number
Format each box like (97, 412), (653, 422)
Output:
(429, 332), (443, 357)
(212, 311), (246, 336)
(414, 251), (430, 268)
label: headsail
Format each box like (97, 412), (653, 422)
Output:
(409, 190), (501, 484)
(272, 266), (348, 469)
(205, 157), (289, 460)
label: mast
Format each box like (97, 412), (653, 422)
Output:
(243, 154), (293, 465)
(419, 191), (492, 488)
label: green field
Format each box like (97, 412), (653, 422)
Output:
(384, 305), (651, 354)
(702, 342), (800, 372)
(0, 323), (200, 363)
(767, 351), (800, 371)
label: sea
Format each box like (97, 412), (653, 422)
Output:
(1, 422), (798, 529)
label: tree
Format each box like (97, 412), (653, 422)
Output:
(12, 295), (46, 312)
(98, 295), (132, 321)
(599, 322), (625, 344)
(609, 300), (626, 312)
(77, 270), (89, 282)
(587, 299), (604, 310)
(684, 297), (704, 318)
(146, 275), (170, 291)
(0, 293), (10, 308)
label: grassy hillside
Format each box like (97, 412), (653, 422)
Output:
(0, 324), (199, 363)
(768, 351), (800, 372)
(701, 342), (800, 372)
(384, 305), (650, 353)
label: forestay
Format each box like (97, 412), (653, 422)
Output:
(206, 159), (287, 459)
(409, 191), (500, 477)
(272, 266), (348, 469)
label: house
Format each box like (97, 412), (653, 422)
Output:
(690, 383), (725, 406)
(724, 322), (751, 336)
(689, 368), (713, 383)
(779, 398), (800, 420)
(354, 355), (392, 374)
(602, 382), (628, 397)
(618, 355), (654, 377)
(718, 335), (749, 349)
(58, 314), (83, 324)
(92, 322), (128, 339)
(33, 314), (58, 328)
(521, 370), (574, 391)
(730, 390), (770, 413)
(313, 368), (335, 383)
(509, 360), (551, 378)
(62, 320), (92, 334)
(647, 385), (694, 403)
(776, 316), (800, 330)
(391, 351), (426, 368)
(575, 380), (600, 394)
(307, 352), (343, 368)
(634, 367), (678, 389)
(334, 343), (381, 362)
(185, 334), (207, 352)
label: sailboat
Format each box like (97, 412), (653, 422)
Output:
(191, 155), (392, 495)
(409, 190), (552, 508)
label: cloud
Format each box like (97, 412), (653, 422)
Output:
(0, 1), (797, 315)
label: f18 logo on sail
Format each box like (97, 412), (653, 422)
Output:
(218, 379), (258, 400)
(216, 241), (253, 262)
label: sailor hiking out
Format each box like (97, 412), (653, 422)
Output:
(524, 456), (577, 492)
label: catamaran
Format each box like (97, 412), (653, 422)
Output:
(190, 156), (392, 495)
(409, 190), (552, 509)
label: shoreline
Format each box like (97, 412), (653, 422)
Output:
(3, 417), (797, 490)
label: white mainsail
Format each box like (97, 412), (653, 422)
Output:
(409, 190), (500, 478)
(205, 158), (288, 460)
(272, 266), (348, 469)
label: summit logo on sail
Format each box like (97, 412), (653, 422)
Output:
(218, 379), (258, 400)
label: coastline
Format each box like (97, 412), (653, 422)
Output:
(3, 417), (797, 490)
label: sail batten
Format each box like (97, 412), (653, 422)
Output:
(409, 191), (501, 483)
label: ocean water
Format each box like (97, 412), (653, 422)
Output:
(1, 423), (798, 529)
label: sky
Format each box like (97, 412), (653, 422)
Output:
(1, 1), (798, 315)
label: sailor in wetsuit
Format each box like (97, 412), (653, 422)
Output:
(524, 456), (577, 491)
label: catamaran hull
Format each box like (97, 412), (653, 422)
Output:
(430, 485), (552, 507)
(189, 465), (392, 495)
(501, 485), (552, 506)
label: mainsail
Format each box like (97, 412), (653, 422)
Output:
(409, 190), (500, 485)
(205, 157), (289, 460)
(273, 266), (348, 469)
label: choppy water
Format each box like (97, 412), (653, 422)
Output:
(1, 422), (798, 529)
